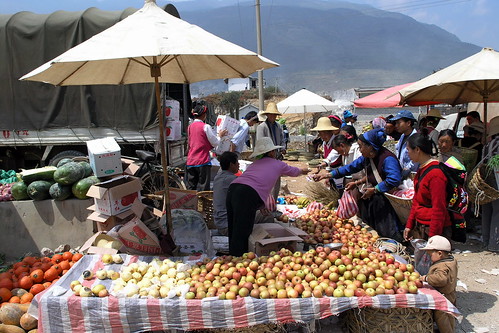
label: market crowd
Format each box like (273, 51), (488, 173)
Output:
(185, 101), (499, 257)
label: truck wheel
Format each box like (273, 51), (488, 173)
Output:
(48, 150), (86, 166)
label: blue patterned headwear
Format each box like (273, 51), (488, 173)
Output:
(359, 128), (386, 151)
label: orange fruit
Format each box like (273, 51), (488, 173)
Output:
(51, 254), (63, 263)
(59, 260), (70, 271)
(30, 269), (44, 284)
(9, 296), (20, 303)
(20, 292), (34, 304)
(0, 278), (13, 290)
(62, 252), (73, 261)
(19, 276), (33, 290)
(30, 284), (45, 296)
(72, 253), (83, 262)
(44, 268), (58, 282)
(0, 288), (12, 303)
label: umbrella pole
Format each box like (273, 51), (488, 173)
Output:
(152, 59), (173, 238)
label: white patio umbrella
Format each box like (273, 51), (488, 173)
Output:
(277, 89), (336, 145)
(398, 47), (499, 135)
(20, 0), (278, 235)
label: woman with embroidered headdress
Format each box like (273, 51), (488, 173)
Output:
(313, 128), (403, 240)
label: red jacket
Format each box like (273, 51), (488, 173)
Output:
(406, 161), (451, 237)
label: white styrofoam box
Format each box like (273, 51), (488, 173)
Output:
(165, 120), (182, 141)
(86, 137), (122, 177)
(164, 99), (180, 121)
(215, 115), (240, 136)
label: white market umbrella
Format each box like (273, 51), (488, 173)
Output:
(398, 47), (499, 134)
(277, 89), (335, 146)
(20, 0), (278, 235)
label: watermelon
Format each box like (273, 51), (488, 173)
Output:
(11, 182), (29, 200)
(72, 176), (100, 199)
(27, 180), (53, 201)
(53, 162), (85, 185)
(79, 161), (93, 177)
(49, 183), (73, 201)
(21, 166), (57, 184)
(57, 158), (74, 167)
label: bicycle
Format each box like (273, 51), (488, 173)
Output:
(125, 150), (186, 210)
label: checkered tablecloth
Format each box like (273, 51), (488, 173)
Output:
(32, 254), (461, 333)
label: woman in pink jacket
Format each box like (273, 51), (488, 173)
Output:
(226, 137), (309, 256)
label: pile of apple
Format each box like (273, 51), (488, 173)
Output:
(293, 209), (378, 247)
(186, 247), (422, 300)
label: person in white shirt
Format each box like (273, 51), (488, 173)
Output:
(230, 111), (258, 157)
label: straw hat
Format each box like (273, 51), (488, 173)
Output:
(261, 102), (282, 115)
(311, 117), (339, 131)
(257, 111), (267, 122)
(426, 108), (446, 119)
(249, 137), (283, 158)
(488, 116), (499, 137)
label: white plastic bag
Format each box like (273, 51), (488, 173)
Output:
(170, 209), (215, 257)
(411, 239), (432, 275)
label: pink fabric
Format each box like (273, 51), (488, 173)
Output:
(187, 121), (213, 166)
(337, 190), (358, 219)
(232, 157), (302, 202)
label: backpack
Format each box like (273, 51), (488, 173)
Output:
(416, 162), (468, 215)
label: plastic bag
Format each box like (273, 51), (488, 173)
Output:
(170, 209), (215, 257)
(411, 238), (432, 275)
(336, 189), (358, 219)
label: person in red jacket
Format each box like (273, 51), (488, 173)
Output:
(186, 102), (227, 191)
(403, 129), (452, 241)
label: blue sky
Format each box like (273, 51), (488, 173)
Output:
(1, 0), (497, 50)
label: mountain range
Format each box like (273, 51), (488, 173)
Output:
(175, 0), (481, 96)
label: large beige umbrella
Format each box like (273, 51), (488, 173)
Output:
(398, 47), (499, 134)
(20, 0), (278, 236)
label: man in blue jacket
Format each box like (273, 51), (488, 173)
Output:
(393, 110), (419, 179)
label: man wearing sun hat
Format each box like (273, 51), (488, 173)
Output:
(423, 108), (446, 146)
(256, 102), (286, 201)
(393, 109), (419, 178)
(226, 137), (310, 256)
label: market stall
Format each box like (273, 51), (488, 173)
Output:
(31, 254), (461, 333)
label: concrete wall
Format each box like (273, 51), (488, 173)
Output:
(0, 199), (95, 260)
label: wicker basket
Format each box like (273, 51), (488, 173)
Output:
(467, 164), (499, 205)
(189, 323), (285, 333)
(197, 191), (217, 229)
(342, 307), (433, 333)
(384, 193), (413, 224)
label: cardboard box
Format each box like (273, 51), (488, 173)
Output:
(80, 232), (123, 255)
(169, 188), (198, 210)
(165, 120), (182, 141)
(86, 176), (142, 215)
(121, 158), (141, 176)
(87, 207), (136, 232)
(117, 217), (162, 255)
(216, 115), (240, 136)
(164, 99), (180, 121)
(248, 223), (307, 256)
(215, 136), (232, 155)
(86, 137), (123, 177)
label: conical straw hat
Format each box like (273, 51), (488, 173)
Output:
(249, 137), (283, 158)
(311, 117), (339, 131)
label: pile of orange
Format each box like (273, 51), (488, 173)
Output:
(0, 252), (83, 306)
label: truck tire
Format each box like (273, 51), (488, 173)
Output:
(48, 150), (86, 167)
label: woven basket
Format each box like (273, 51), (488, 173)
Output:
(342, 307), (433, 333)
(467, 164), (499, 205)
(384, 193), (413, 224)
(197, 191), (217, 229)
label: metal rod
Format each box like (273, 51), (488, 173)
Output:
(256, 0), (264, 112)
(152, 56), (173, 238)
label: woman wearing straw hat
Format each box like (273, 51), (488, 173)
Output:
(226, 137), (310, 256)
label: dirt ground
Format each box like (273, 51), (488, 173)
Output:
(281, 160), (499, 333)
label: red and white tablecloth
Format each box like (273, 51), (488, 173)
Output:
(32, 254), (461, 333)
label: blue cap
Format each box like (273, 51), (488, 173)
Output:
(392, 109), (416, 121)
(343, 110), (354, 118)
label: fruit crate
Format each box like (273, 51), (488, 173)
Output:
(342, 306), (433, 333)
